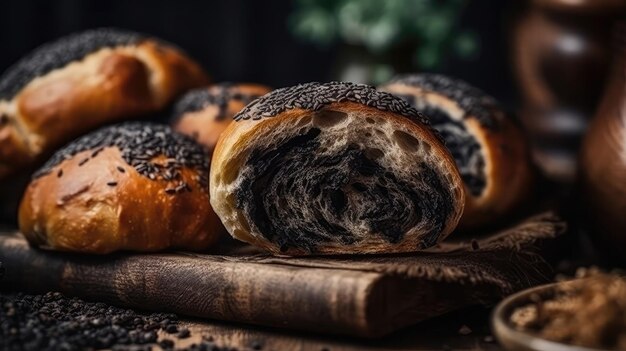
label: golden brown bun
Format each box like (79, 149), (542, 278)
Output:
(171, 83), (271, 155)
(379, 74), (534, 229)
(19, 122), (221, 254)
(0, 28), (209, 179)
(210, 82), (465, 256)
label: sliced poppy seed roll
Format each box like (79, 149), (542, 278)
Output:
(19, 122), (222, 254)
(171, 83), (271, 155)
(379, 74), (534, 229)
(0, 28), (209, 179)
(210, 81), (465, 256)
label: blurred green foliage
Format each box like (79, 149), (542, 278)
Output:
(289, 0), (479, 70)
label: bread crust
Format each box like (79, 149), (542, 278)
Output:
(0, 36), (208, 179)
(211, 99), (465, 255)
(19, 147), (220, 254)
(379, 80), (534, 229)
(172, 83), (271, 155)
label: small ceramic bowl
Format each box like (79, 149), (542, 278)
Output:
(491, 280), (608, 351)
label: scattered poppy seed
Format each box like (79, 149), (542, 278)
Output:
(388, 74), (497, 127)
(0, 29), (145, 101)
(159, 339), (174, 348)
(471, 240), (480, 251)
(32, 123), (210, 192)
(171, 83), (267, 122)
(178, 328), (190, 338)
(234, 82), (430, 132)
(0, 291), (179, 350)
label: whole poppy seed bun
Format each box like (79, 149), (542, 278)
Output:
(0, 28), (209, 180)
(379, 74), (534, 230)
(210, 81), (465, 256)
(19, 122), (222, 254)
(171, 83), (271, 155)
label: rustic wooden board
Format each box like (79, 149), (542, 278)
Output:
(0, 213), (563, 338)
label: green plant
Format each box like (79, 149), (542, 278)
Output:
(289, 0), (479, 70)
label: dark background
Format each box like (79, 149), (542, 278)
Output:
(0, 1), (516, 105)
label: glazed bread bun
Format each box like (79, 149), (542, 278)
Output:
(379, 74), (534, 229)
(171, 83), (271, 154)
(0, 28), (209, 179)
(19, 122), (221, 254)
(210, 82), (465, 256)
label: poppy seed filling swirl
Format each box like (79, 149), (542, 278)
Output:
(386, 74), (503, 197)
(394, 97), (486, 197)
(222, 82), (460, 253)
(422, 106), (486, 196)
(234, 123), (455, 253)
(235, 110), (454, 253)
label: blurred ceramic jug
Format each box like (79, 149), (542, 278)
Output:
(580, 22), (626, 255)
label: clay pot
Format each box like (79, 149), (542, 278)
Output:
(512, 0), (625, 182)
(579, 22), (626, 253)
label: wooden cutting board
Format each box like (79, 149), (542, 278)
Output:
(0, 213), (563, 338)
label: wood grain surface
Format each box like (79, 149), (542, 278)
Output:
(0, 213), (563, 338)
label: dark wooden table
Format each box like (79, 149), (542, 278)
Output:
(3, 220), (551, 350)
(163, 306), (502, 351)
